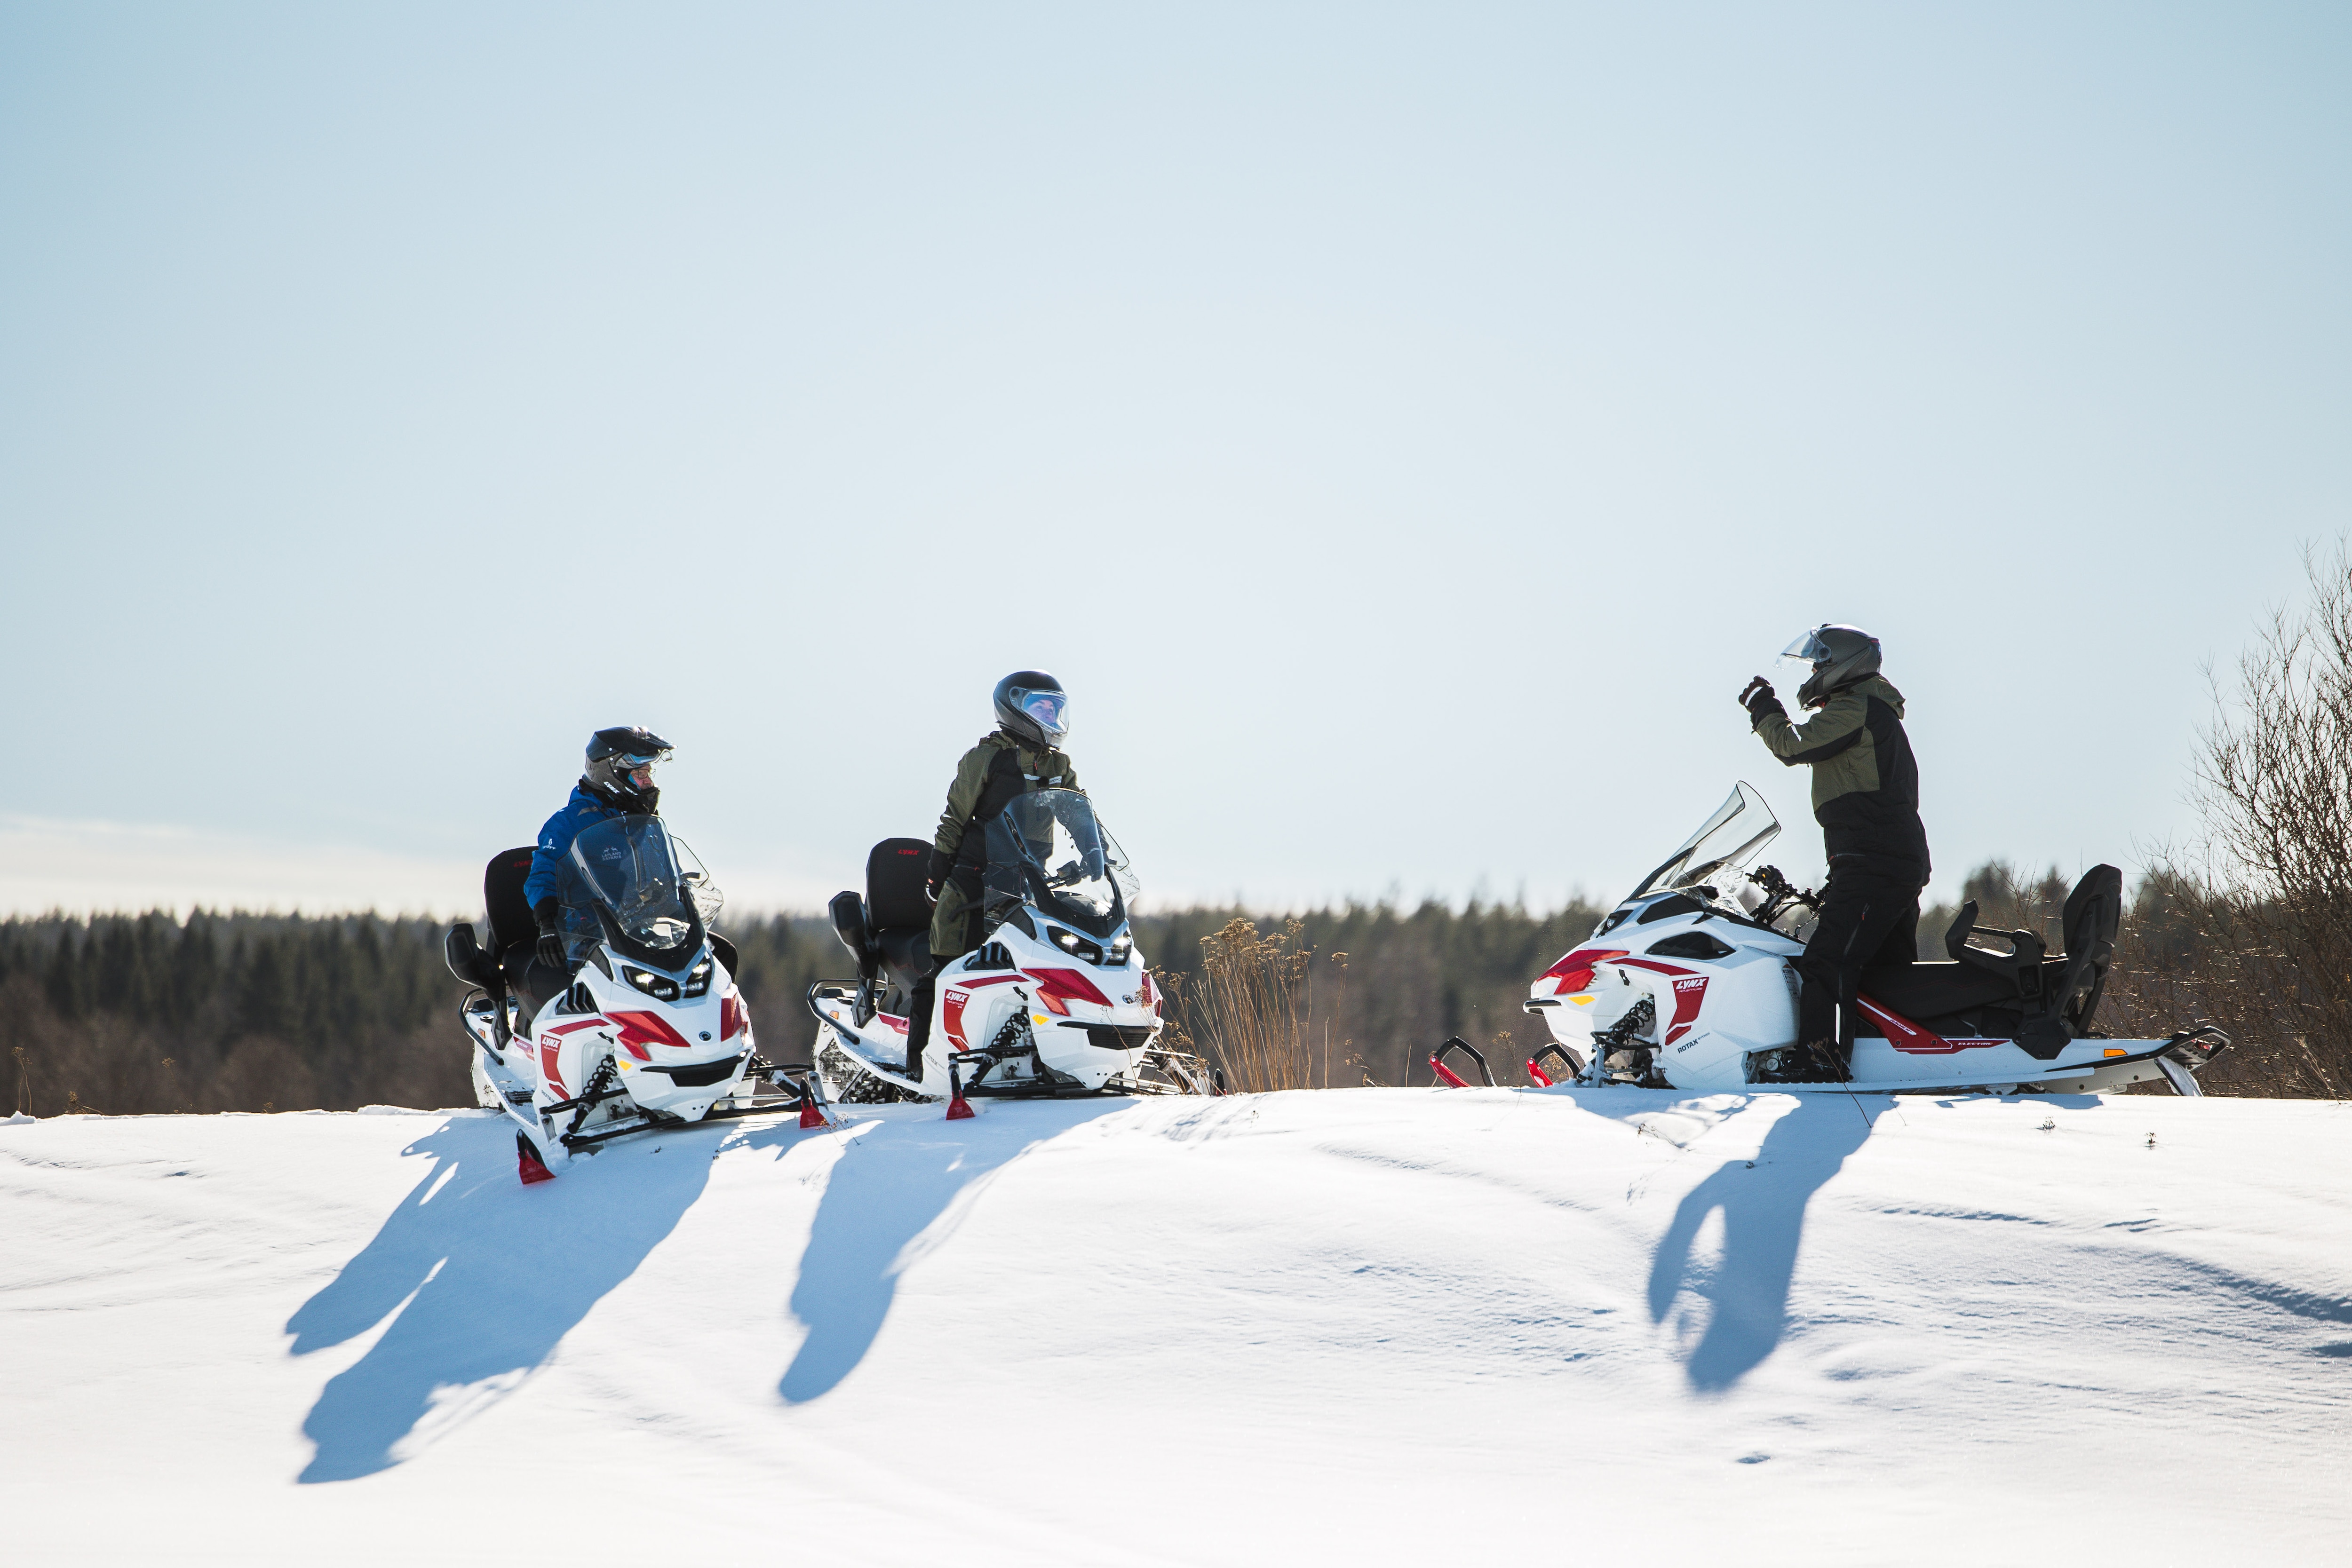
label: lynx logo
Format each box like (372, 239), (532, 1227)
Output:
(1663, 974), (1710, 1046)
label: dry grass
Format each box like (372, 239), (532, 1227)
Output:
(1157, 917), (1317, 1093)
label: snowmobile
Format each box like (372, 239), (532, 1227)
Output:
(809, 788), (1215, 1109)
(1497, 784), (2227, 1098)
(442, 815), (832, 1183)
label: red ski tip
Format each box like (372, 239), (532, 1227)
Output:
(945, 1093), (974, 1121)
(798, 1099), (829, 1130)
(1526, 1057), (1554, 1088)
(517, 1146), (556, 1185)
(1428, 1054), (1470, 1089)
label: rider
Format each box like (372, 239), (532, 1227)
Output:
(1739, 626), (1929, 1079)
(513, 726), (673, 1007)
(903, 672), (1079, 1076)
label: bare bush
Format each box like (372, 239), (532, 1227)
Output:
(2186, 539), (2352, 1095)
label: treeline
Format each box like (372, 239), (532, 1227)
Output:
(0, 899), (1606, 1117)
(12, 859), (2332, 1117)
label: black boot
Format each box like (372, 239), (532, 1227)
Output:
(905, 959), (941, 1081)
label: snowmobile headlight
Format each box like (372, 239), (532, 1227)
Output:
(682, 956), (714, 998)
(1047, 926), (1103, 964)
(1106, 934), (1132, 965)
(621, 964), (681, 1002)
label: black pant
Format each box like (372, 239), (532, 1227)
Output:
(1796, 858), (1924, 1050)
(904, 953), (953, 1076)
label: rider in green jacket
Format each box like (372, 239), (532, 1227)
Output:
(904, 672), (1079, 1075)
(1740, 625), (1931, 1078)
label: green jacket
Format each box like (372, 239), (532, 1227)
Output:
(1751, 674), (1930, 871)
(928, 730), (1080, 955)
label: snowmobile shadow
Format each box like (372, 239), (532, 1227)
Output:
(285, 1114), (712, 1483)
(1645, 1095), (1886, 1393)
(773, 1100), (1128, 1404)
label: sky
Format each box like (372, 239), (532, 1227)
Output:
(2, 1), (2347, 919)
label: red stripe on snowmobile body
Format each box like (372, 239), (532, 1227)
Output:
(540, 1041), (567, 1098)
(942, 975), (1024, 1050)
(1617, 959), (1708, 1045)
(1855, 995), (1990, 1054)
(875, 1013), (909, 1034)
(720, 993), (747, 1042)
(1026, 968), (1111, 1007)
(609, 1010), (691, 1055)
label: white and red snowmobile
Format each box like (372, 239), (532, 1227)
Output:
(443, 815), (831, 1183)
(1490, 784), (2227, 1098)
(809, 788), (1215, 1110)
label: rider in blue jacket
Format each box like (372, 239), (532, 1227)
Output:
(522, 727), (673, 982)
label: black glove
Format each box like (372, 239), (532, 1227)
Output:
(1738, 676), (1781, 720)
(533, 897), (566, 972)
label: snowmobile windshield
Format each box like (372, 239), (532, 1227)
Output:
(1628, 783), (1780, 899)
(566, 815), (723, 957)
(982, 788), (1136, 940)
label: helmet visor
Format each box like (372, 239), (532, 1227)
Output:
(1769, 630), (1825, 672)
(1013, 689), (1069, 741)
(1779, 628), (1831, 668)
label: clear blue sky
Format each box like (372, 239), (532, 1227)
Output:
(3, 2), (2347, 916)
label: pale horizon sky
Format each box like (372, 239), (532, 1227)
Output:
(4, 2), (2348, 920)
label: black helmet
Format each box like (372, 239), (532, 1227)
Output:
(992, 671), (1070, 749)
(1781, 625), (1882, 709)
(583, 725), (673, 812)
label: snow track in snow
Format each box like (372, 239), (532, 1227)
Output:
(2, 1090), (2347, 1565)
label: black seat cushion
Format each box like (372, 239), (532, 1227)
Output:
(866, 838), (934, 932)
(1859, 958), (2069, 1023)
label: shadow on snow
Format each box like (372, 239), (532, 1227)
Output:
(1642, 1093), (1883, 1392)
(285, 1099), (1131, 1479)
(285, 1115), (712, 1483)
(778, 1099), (1126, 1403)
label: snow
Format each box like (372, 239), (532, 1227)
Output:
(3, 1088), (2347, 1565)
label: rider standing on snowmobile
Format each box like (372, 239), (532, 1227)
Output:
(903, 672), (1079, 1075)
(515, 726), (673, 1002)
(1739, 627), (1929, 1078)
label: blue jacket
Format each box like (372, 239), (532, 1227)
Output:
(524, 785), (625, 910)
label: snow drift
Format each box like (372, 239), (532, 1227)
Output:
(3, 1087), (2347, 1565)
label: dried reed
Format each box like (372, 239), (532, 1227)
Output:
(1161, 918), (1316, 1093)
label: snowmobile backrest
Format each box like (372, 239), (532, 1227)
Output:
(483, 846), (540, 958)
(2051, 863), (2123, 1028)
(865, 838), (935, 934)
(1943, 899), (2048, 1000)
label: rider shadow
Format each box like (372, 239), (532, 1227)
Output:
(1645, 1095), (1883, 1393)
(286, 1116), (712, 1482)
(775, 1100), (1125, 1404)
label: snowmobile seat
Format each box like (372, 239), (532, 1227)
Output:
(861, 838), (938, 1007)
(1860, 959), (2027, 1022)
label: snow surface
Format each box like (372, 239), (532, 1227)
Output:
(3, 1088), (2348, 1565)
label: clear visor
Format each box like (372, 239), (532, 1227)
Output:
(1779, 629), (1830, 668)
(1014, 689), (1069, 738)
(607, 750), (667, 787)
